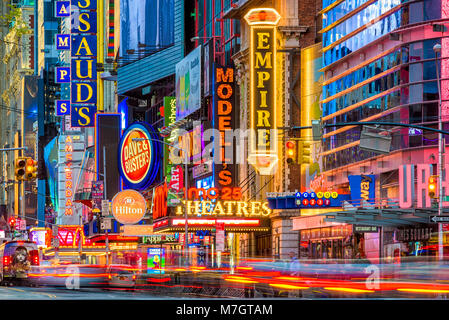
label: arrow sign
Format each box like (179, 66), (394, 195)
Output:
(430, 215), (449, 223)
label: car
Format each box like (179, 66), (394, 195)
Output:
(106, 264), (136, 289)
(0, 240), (40, 286)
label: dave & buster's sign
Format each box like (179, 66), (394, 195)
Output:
(118, 122), (161, 190)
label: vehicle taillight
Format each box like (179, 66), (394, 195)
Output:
(30, 250), (39, 266)
(3, 256), (10, 266)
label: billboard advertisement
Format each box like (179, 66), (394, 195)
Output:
(118, 122), (161, 190)
(147, 247), (165, 274)
(176, 45), (202, 121)
(22, 76), (39, 220)
(119, 0), (174, 61)
(300, 43), (324, 192)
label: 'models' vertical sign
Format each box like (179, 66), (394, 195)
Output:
(245, 8), (281, 175)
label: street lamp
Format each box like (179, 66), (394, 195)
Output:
(132, 137), (190, 267)
(434, 43), (444, 261)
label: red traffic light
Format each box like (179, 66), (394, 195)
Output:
(286, 141), (295, 149)
(8, 217), (16, 228)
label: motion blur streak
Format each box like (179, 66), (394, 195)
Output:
(269, 284), (309, 290)
(396, 288), (449, 294)
(323, 287), (376, 293)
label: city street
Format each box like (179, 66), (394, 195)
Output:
(0, 0), (449, 306)
(0, 285), (175, 300)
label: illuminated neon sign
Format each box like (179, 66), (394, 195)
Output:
(175, 200), (271, 217)
(65, 136), (73, 216)
(187, 187), (242, 200)
(245, 8), (281, 175)
(70, 0), (98, 127)
(118, 122), (161, 189)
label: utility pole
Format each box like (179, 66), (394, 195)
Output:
(103, 146), (109, 266)
(434, 43), (445, 261)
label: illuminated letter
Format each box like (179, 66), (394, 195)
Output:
(257, 32), (270, 49)
(217, 68), (234, 82)
(77, 107), (91, 126)
(75, 37), (93, 56)
(256, 110), (271, 127)
(255, 52), (272, 69)
(79, 13), (91, 32)
(74, 59), (93, 79)
(257, 71), (270, 88)
(75, 83), (93, 102)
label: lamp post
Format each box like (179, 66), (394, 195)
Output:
(434, 43), (444, 261)
(132, 137), (190, 267)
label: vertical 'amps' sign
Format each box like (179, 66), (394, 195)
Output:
(118, 122), (161, 190)
(55, 0), (97, 128)
(213, 65), (237, 189)
(245, 8), (281, 176)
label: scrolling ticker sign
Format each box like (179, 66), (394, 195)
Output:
(245, 8), (281, 175)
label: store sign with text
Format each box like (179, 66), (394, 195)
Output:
(55, 0), (98, 127)
(213, 65), (237, 189)
(175, 200), (271, 217)
(245, 8), (281, 175)
(111, 189), (147, 225)
(118, 122), (161, 190)
(399, 164), (449, 208)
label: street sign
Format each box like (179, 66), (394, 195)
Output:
(51, 238), (59, 247)
(101, 218), (112, 230)
(16, 218), (26, 231)
(101, 200), (109, 216)
(430, 215), (449, 223)
(354, 225), (379, 233)
(216, 222), (225, 251)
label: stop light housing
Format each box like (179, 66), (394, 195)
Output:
(8, 217), (16, 230)
(15, 157), (27, 180)
(285, 140), (296, 164)
(299, 141), (312, 164)
(428, 175), (438, 198)
(25, 158), (38, 180)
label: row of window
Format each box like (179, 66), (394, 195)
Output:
(323, 0), (443, 67)
(323, 0), (400, 48)
(324, 10), (402, 66)
(324, 91), (400, 130)
(323, 102), (439, 150)
(323, 0), (373, 28)
(323, 49), (401, 100)
(323, 39), (442, 108)
(323, 70), (400, 117)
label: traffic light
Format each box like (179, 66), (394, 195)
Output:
(298, 141), (312, 164)
(285, 140), (296, 164)
(25, 158), (38, 180)
(8, 217), (16, 230)
(428, 175), (438, 198)
(15, 157), (27, 180)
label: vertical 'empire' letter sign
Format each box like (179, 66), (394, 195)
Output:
(245, 8), (281, 175)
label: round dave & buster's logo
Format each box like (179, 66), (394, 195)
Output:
(118, 122), (161, 190)
(111, 189), (147, 225)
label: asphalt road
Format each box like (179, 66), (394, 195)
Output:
(0, 285), (175, 300)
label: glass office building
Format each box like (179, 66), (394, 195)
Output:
(321, 0), (446, 171)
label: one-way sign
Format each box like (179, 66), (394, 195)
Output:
(430, 216), (449, 223)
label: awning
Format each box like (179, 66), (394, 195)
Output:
(323, 207), (442, 227)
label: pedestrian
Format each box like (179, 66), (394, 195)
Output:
(288, 251), (302, 298)
(288, 251), (300, 276)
